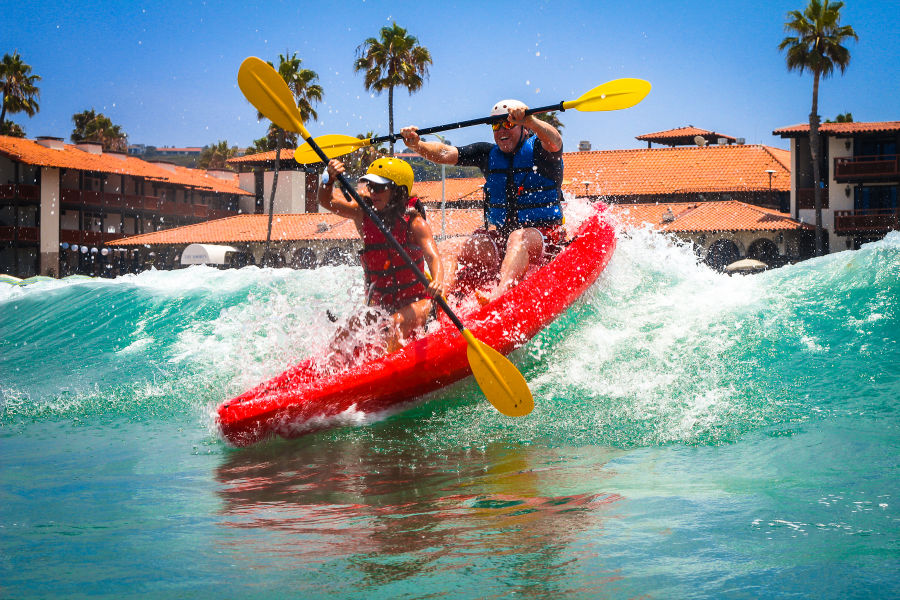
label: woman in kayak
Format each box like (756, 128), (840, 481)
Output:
(318, 156), (445, 360)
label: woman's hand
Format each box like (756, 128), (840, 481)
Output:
(426, 276), (445, 299)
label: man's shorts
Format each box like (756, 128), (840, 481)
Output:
(472, 224), (567, 260)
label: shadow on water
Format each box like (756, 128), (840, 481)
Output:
(214, 427), (625, 595)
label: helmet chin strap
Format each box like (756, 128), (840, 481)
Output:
(511, 126), (527, 152)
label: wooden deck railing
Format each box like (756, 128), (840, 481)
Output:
(834, 208), (900, 234)
(834, 155), (899, 181)
(0, 226), (39, 242)
(0, 184), (39, 201)
(57, 190), (236, 219)
(796, 187), (830, 210)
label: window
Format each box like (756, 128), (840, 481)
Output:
(858, 137), (897, 157)
(84, 174), (102, 191)
(17, 205), (38, 227)
(84, 211), (104, 232)
(855, 185), (898, 211)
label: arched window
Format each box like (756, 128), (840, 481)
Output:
(705, 239), (740, 271)
(747, 238), (779, 264)
(291, 248), (317, 269)
(321, 247), (348, 266)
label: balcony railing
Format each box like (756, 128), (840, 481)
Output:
(834, 154), (900, 182)
(0, 226), (39, 242)
(0, 184), (39, 201)
(59, 230), (124, 245)
(796, 187), (830, 210)
(53, 188), (240, 221)
(0, 226), (126, 245)
(834, 208), (900, 234)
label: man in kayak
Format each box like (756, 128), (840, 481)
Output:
(318, 156), (444, 357)
(400, 99), (564, 302)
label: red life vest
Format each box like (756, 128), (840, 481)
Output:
(360, 206), (428, 312)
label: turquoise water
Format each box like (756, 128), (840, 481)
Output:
(2, 228), (898, 599)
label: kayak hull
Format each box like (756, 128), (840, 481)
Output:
(217, 202), (616, 446)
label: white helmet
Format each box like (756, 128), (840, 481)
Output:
(491, 99), (527, 116)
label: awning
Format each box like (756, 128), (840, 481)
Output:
(725, 258), (768, 274)
(180, 243), (239, 265)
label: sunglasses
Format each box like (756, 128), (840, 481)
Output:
(366, 181), (390, 194)
(491, 120), (518, 131)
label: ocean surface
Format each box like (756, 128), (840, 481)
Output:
(2, 226), (898, 599)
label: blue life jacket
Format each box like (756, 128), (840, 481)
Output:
(484, 135), (563, 230)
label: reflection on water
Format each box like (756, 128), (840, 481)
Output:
(215, 431), (624, 594)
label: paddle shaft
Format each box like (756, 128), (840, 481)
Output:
(371, 102), (566, 145)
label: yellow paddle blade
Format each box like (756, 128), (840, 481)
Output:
(237, 56), (311, 138)
(563, 78), (651, 112)
(462, 329), (533, 417)
(294, 134), (370, 164)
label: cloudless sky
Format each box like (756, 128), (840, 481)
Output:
(4, 0), (899, 152)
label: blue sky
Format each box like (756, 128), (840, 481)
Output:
(4, 0), (899, 152)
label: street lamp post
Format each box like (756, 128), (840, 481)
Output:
(765, 169), (775, 208)
(426, 133), (450, 239)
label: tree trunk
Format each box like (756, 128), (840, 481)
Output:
(388, 85), (395, 156)
(264, 130), (283, 266)
(809, 71), (824, 256)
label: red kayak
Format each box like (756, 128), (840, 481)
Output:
(218, 202), (616, 446)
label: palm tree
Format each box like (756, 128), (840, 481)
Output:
(344, 131), (386, 179)
(198, 141), (239, 170)
(355, 23), (432, 155)
(778, 0), (857, 256)
(0, 120), (25, 137)
(0, 51), (41, 133)
(826, 112), (853, 123)
(71, 109), (128, 152)
(534, 112), (564, 131)
(259, 52), (323, 126)
(256, 53), (323, 265)
(248, 123), (299, 154)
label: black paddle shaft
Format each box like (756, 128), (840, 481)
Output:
(373, 101), (567, 145)
(311, 136), (467, 332)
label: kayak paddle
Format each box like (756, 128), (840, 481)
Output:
(293, 78), (651, 163)
(237, 56), (534, 417)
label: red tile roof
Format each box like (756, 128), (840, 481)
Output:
(112, 197), (805, 248)
(413, 177), (483, 205)
(226, 149), (297, 164)
(610, 200), (811, 233)
(773, 121), (900, 137)
(562, 145), (790, 196)
(636, 126), (736, 143)
(0, 135), (250, 195)
(112, 208), (485, 246)
(428, 208), (485, 237)
(322, 145), (788, 202)
(114, 213), (348, 245)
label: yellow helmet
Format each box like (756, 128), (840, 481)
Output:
(360, 157), (414, 194)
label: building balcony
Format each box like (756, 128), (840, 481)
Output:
(0, 226), (125, 245)
(0, 225), (39, 242)
(834, 208), (900, 234)
(59, 230), (124, 246)
(0, 184), (39, 201)
(796, 187), (830, 210)
(834, 155), (900, 182)
(42, 188), (239, 221)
